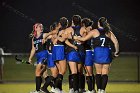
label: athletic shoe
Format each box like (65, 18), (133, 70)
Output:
(85, 90), (96, 93)
(97, 89), (101, 93)
(100, 90), (106, 93)
(40, 87), (50, 93)
(74, 90), (79, 93)
(93, 90), (96, 93)
(79, 88), (86, 93)
(54, 88), (61, 93)
(50, 87), (55, 93)
(40, 89), (49, 93)
(69, 88), (74, 93)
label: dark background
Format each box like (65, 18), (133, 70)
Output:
(0, 0), (139, 53)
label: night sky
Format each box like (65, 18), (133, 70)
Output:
(0, 0), (139, 53)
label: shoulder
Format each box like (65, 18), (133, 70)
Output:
(43, 33), (48, 37)
(80, 27), (86, 30)
(88, 29), (99, 37)
(80, 27), (86, 32)
(65, 27), (73, 33)
(90, 29), (98, 34)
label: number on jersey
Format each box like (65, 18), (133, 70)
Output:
(100, 38), (105, 46)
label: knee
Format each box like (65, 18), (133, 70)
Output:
(35, 68), (42, 76)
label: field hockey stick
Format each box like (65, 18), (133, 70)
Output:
(15, 55), (30, 64)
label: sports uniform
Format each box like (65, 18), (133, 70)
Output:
(52, 31), (65, 62)
(92, 28), (112, 64)
(46, 39), (55, 68)
(84, 39), (94, 66)
(33, 33), (48, 64)
(66, 26), (85, 63)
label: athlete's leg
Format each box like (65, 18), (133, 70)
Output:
(69, 61), (79, 92)
(101, 64), (110, 91)
(55, 60), (66, 91)
(94, 63), (102, 92)
(85, 66), (93, 92)
(35, 64), (46, 91)
(78, 63), (86, 93)
(50, 66), (58, 90)
(41, 70), (51, 93)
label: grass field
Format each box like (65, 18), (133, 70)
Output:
(0, 54), (140, 93)
(3, 55), (139, 82)
(0, 83), (140, 93)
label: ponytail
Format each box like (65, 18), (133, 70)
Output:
(98, 17), (111, 33)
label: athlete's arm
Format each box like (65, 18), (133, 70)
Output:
(65, 39), (78, 50)
(74, 30), (94, 41)
(43, 30), (57, 39)
(81, 27), (87, 37)
(56, 31), (67, 42)
(28, 38), (36, 63)
(110, 31), (119, 57)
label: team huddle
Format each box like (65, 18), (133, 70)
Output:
(28, 15), (119, 93)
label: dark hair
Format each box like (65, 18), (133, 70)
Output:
(98, 17), (111, 33)
(50, 22), (58, 31)
(81, 18), (93, 27)
(72, 15), (81, 26)
(59, 17), (68, 30)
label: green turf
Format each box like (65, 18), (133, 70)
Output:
(0, 83), (140, 93)
(3, 55), (139, 82)
(1, 55), (140, 93)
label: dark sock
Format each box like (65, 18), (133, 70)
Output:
(101, 74), (108, 90)
(36, 76), (42, 91)
(55, 74), (63, 90)
(72, 74), (79, 91)
(69, 74), (73, 89)
(42, 76), (54, 91)
(79, 74), (85, 89)
(49, 77), (55, 88)
(95, 74), (102, 90)
(86, 76), (93, 91)
(92, 74), (95, 90)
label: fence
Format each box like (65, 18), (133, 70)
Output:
(0, 52), (140, 83)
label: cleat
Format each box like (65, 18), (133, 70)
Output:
(69, 88), (74, 93)
(85, 90), (96, 93)
(100, 89), (106, 93)
(40, 89), (49, 93)
(40, 87), (50, 93)
(79, 88), (86, 93)
(50, 87), (55, 93)
(74, 90), (79, 93)
(54, 88), (61, 93)
(97, 89), (101, 93)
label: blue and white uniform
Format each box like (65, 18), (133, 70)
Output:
(92, 28), (112, 64)
(52, 30), (65, 61)
(46, 39), (56, 68)
(84, 39), (94, 66)
(33, 33), (48, 64)
(66, 26), (85, 63)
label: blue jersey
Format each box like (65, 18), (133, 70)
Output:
(33, 33), (46, 53)
(66, 26), (85, 53)
(66, 26), (85, 63)
(92, 28), (112, 63)
(84, 39), (94, 50)
(33, 33), (48, 64)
